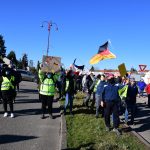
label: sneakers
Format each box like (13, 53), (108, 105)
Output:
(10, 113), (14, 118)
(3, 113), (14, 118)
(41, 115), (45, 119)
(113, 128), (121, 136)
(4, 112), (8, 117)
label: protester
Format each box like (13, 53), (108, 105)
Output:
(124, 78), (138, 125)
(95, 74), (106, 118)
(83, 72), (94, 108)
(137, 79), (146, 97)
(39, 71), (56, 119)
(63, 70), (76, 115)
(1, 66), (15, 118)
(101, 75), (121, 135)
(145, 82), (150, 107)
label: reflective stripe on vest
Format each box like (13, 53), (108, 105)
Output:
(65, 80), (69, 91)
(118, 85), (128, 100)
(38, 69), (44, 83)
(94, 79), (101, 92)
(1, 77), (14, 91)
(40, 78), (55, 96)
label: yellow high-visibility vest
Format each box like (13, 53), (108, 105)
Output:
(93, 79), (101, 92)
(40, 78), (55, 96)
(1, 76), (14, 91)
(65, 79), (69, 91)
(118, 85), (128, 100)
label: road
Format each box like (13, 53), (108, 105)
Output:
(0, 81), (61, 150)
(131, 96), (150, 145)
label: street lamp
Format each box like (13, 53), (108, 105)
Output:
(41, 21), (58, 56)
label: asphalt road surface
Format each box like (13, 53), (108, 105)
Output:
(0, 81), (61, 150)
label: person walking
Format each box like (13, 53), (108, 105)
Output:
(83, 72), (94, 108)
(101, 75), (121, 135)
(137, 79), (146, 97)
(124, 78), (138, 125)
(39, 72), (56, 119)
(63, 70), (76, 115)
(145, 82), (150, 107)
(95, 74), (106, 118)
(1, 68), (15, 118)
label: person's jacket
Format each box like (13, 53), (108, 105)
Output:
(96, 80), (107, 98)
(1, 76), (14, 91)
(65, 75), (76, 95)
(102, 83), (119, 102)
(145, 84), (150, 94)
(40, 77), (55, 96)
(137, 81), (146, 91)
(126, 84), (138, 104)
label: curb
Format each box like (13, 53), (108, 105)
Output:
(123, 123), (150, 148)
(60, 114), (67, 150)
(58, 100), (67, 150)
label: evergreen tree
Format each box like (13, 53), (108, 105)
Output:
(130, 67), (138, 74)
(0, 35), (6, 57)
(7, 50), (18, 66)
(22, 53), (28, 70)
(17, 58), (23, 69)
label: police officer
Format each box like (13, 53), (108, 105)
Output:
(1, 67), (15, 118)
(39, 71), (56, 119)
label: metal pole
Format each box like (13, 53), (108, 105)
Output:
(47, 22), (51, 56)
(41, 21), (58, 56)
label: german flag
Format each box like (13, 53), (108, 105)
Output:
(89, 41), (116, 65)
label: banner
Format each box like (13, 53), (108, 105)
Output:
(41, 55), (61, 73)
(118, 63), (127, 77)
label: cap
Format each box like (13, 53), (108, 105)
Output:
(107, 73), (114, 79)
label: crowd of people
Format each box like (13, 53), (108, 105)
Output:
(37, 65), (150, 135)
(1, 63), (150, 136)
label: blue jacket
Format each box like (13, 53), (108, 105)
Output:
(102, 83), (119, 102)
(96, 80), (107, 98)
(137, 81), (146, 91)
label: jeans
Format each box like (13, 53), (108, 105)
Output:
(84, 92), (91, 106)
(64, 93), (73, 113)
(96, 94), (101, 116)
(124, 103), (136, 123)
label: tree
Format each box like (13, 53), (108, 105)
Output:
(22, 53), (28, 70)
(37, 60), (40, 71)
(0, 34), (6, 57)
(130, 67), (138, 74)
(7, 50), (18, 66)
(17, 58), (23, 69)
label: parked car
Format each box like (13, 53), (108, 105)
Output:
(17, 69), (36, 82)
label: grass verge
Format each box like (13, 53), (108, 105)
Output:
(60, 92), (148, 150)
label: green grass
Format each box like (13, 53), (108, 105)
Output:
(60, 92), (148, 150)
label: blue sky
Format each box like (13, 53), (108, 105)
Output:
(0, 0), (150, 70)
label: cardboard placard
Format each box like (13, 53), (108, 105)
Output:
(118, 63), (127, 77)
(41, 55), (61, 73)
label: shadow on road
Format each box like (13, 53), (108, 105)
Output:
(0, 134), (38, 144)
(16, 98), (40, 104)
(132, 103), (150, 133)
(19, 89), (38, 93)
(15, 108), (41, 116)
